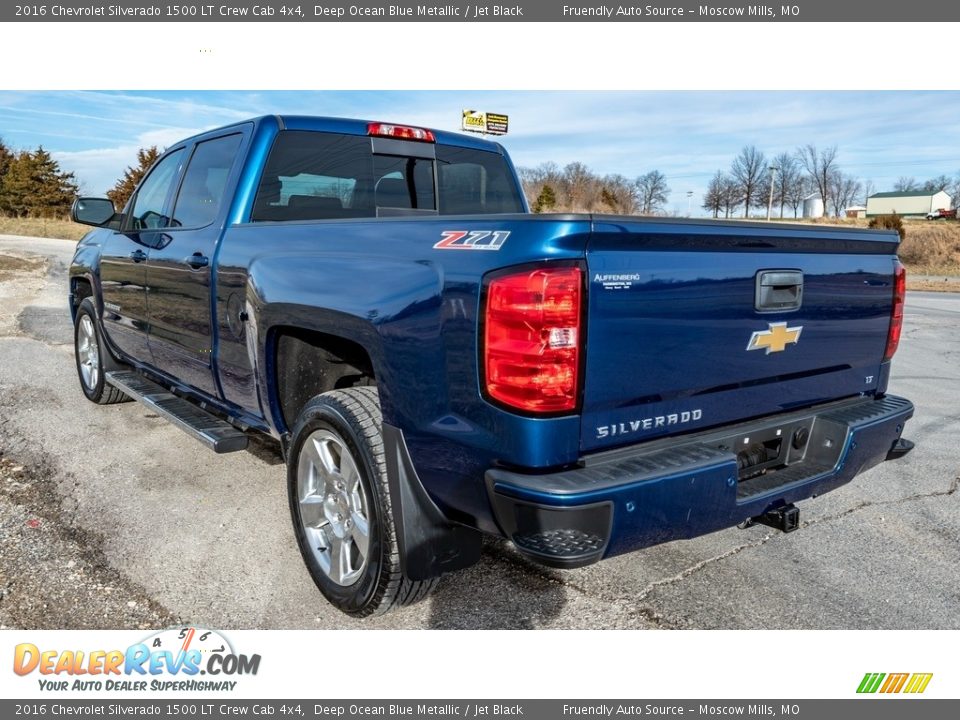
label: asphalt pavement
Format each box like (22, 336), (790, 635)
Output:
(0, 234), (957, 630)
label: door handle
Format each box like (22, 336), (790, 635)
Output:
(185, 252), (209, 270)
(129, 249), (147, 263)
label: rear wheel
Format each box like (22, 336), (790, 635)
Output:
(287, 387), (436, 617)
(73, 298), (128, 405)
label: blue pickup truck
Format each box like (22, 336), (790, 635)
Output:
(69, 115), (914, 616)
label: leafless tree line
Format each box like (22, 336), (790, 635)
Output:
(893, 174), (956, 194)
(519, 162), (670, 215)
(519, 150), (960, 220)
(704, 144), (960, 219)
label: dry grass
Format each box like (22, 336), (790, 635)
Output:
(895, 223), (960, 276)
(907, 276), (960, 292)
(803, 216), (871, 228)
(0, 215), (87, 241)
(800, 217), (960, 276)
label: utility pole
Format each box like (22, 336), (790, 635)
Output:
(766, 165), (778, 221)
(686, 191), (693, 217)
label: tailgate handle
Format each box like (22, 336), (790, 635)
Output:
(755, 270), (803, 312)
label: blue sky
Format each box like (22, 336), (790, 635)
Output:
(1, 90), (958, 215)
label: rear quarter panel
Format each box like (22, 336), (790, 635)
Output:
(215, 216), (590, 528)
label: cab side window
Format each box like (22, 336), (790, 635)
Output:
(172, 134), (243, 229)
(128, 149), (184, 231)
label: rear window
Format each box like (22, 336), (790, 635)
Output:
(436, 145), (524, 215)
(251, 130), (524, 222)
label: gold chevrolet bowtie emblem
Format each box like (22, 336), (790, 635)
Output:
(746, 322), (803, 354)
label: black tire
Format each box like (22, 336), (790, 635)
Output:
(73, 298), (129, 405)
(287, 386), (436, 617)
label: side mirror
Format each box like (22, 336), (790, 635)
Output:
(71, 197), (117, 228)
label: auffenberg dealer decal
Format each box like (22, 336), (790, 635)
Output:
(594, 273), (641, 290)
(597, 409), (703, 439)
(434, 230), (510, 250)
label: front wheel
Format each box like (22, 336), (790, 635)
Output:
(287, 387), (436, 617)
(73, 298), (129, 405)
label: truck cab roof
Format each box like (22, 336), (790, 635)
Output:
(178, 114), (508, 155)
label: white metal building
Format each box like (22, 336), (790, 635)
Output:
(802, 193), (824, 219)
(866, 190), (952, 217)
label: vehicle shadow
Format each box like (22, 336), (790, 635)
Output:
(426, 537), (567, 629)
(244, 433), (285, 466)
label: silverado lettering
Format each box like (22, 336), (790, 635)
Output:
(68, 115), (914, 617)
(597, 409), (703, 439)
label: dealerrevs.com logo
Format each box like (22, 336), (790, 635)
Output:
(13, 627), (260, 692)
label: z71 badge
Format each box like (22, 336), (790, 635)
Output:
(434, 230), (510, 250)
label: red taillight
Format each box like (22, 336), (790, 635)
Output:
(367, 122), (435, 143)
(884, 260), (906, 361)
(483, 266), (583, 414)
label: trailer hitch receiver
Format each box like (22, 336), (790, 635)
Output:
(745, 503), (800, 533)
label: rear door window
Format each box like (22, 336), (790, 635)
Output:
(252, 132), (375, 221)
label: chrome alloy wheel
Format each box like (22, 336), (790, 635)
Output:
(296, 429), (371, 586)
(76, 314), (101, 390)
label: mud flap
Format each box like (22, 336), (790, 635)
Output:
(382, 423), (482, 581)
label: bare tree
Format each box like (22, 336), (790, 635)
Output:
(843, 176), (863, 213)
(600, 174), (638, 214)
(721, 175), (742, 218)
(702, 170), (725, 218)
(518, 161), (560, 187)
(785, 175), (810, 218)
(518, 166), (544, 187)
(772, 152), (800, 219)
(894, 176), (917, 192)
(635, 170), (670, 215)
(861, 179), (875, 206)
(951, 173), (960, 210)
(519, 162), (660, 214)
(519, 162), (557, 211)
(563, 162), (595, 210)
(519, 161), (603, 212)
(828, 171), (862, 217)
(730, 145), (766, 217)
(922, 174), (952, 192)
(796, 144), (839, 217)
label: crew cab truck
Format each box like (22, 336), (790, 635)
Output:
(70, 116), (914, 617)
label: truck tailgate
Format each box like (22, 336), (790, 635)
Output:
(581, 218), (900, 453)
